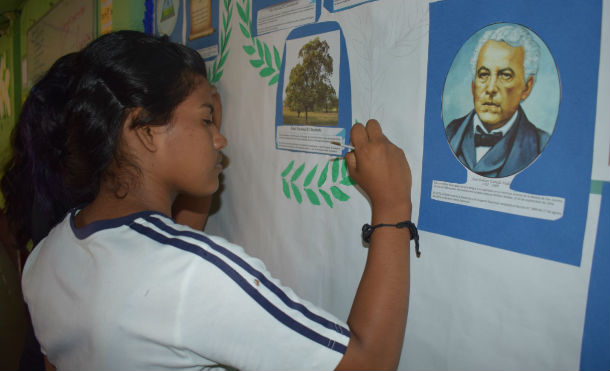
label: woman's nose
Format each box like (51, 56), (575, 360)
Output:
(214, 130), (228, 150)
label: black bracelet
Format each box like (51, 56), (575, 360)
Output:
(362, 221), (421, 257)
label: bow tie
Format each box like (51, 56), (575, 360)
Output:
(474, 126), (502, 147)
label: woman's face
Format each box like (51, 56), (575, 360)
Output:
(157, 78), (227, 197)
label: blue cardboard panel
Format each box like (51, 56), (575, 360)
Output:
(580, 182), (610, 371)
(419, 0), (602, 266)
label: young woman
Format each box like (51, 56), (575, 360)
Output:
(2, 31), (415, 370)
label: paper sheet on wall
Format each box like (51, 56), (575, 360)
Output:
(418, 0), (602, 267)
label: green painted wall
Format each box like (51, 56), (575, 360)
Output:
(0, 28), (15, 169)
(0, 18), (18, 208)
(103, 0), (145, 34)
(19, 0), (63, 101)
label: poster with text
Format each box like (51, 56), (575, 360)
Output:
(418, 0), (602, 266)
(275, 22), (352, 156)
(155, 0), (220, 61)
(251, 0), (321, 36)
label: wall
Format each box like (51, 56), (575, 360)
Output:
(106, 0), (145, 33)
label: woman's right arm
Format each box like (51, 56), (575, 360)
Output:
(336, 120), (413, 370)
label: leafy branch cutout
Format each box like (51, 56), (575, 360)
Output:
(208, 0), (233, 84)
(281, 159), (356, 207)
(237, 0), (282, 85)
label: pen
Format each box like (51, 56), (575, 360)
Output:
(330, 141), (355, 151)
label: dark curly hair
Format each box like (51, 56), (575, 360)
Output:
(1, 30), (208, 248)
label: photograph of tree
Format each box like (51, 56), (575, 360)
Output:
(282, 31), (340, 125)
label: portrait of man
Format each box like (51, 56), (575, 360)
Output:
(444, 24), (557, 178)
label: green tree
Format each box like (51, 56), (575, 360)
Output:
(284, 37), (336, 122)
(315, 82), (337, 113)
(285, 64), (306, 117)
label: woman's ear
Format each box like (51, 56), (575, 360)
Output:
(124, 108), (158, 153)
(134, 125), (157, 152)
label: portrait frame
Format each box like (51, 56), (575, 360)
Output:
(442, 22), (560, 178)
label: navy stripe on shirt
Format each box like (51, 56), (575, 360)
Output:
(129, 220), (348, 354)
(142, 215), (351, 337)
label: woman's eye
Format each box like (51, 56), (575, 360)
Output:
(203, 119), (214, 125)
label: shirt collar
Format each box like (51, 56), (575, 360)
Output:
(473, 109), (519, 136)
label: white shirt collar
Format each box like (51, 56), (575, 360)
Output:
(473, 109), (519, 136)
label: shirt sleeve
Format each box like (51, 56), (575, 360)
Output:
(176, 234), (350, 371)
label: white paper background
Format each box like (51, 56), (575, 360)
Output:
(204, 0), (609, 369)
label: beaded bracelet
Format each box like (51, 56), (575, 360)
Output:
(362, 221), (421, 257)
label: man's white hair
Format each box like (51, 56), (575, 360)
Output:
(470, 24), (540, 82)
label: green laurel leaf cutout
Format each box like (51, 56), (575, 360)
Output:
(291, 184), (303, 204)
(208, 0), (232, 84)
(239, 23), (250, 38)
(236, 1), (247, 22)
(225, 9), (232, 24)
(291, 163), (305, 182)
(212, 59), (218, 75)
(281, 160), (295, 177)
(332, 158), (340, 182)
(243, 45), (255, 55)
(238, 0), (281, 85)
(264, 44), (272, 67)
(268, 74), (279, 86)
(263, 44), (273, 68)
(219, 52), (229, 69)
(319, 189), (333, 208)
(220, 29), (228, 50)
(259, 67), (275, 77)
(330, 186), (350, 201)
(280, 160), (353, 207)
(282, 178), (290, 199)
(305, 189), (320, 205)
(256, 39), (263, 58)
(303, 164), (318, 187)
(341, 158), (347, 179)
(273, 46), (281, 70)
(224, 28), (232, 46)
(250, 59), (264, 68)
(318, 162), (329, 187)
(340, 176), (356, 186)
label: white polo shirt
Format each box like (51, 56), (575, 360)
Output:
(22, 209), (350, 370)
